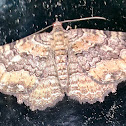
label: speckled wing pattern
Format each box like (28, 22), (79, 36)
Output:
(67, 28), (126, 103)
(0, 20), (126, 111)
(0, 33), (64, 110)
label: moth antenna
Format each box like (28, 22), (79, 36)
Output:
(33, 24), (53, 35)
(35, 16), (59, 35)
(29, 16), (106, 36)
(61, 16), (106, 24)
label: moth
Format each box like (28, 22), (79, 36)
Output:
(0, 17), (126, 111)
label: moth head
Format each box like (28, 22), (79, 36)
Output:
(52, 19), (64, 33)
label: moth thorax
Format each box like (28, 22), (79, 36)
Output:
(52, 33), (68, 52)
(53, 31), (64, 42)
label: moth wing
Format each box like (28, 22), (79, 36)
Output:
(67, 28), (126, 103)
(0, 33), (64, 110)
(15, 59), (64, 111)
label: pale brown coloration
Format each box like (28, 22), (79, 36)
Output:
(0, 69), (36, 93)
(0, 20), (126, 111)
